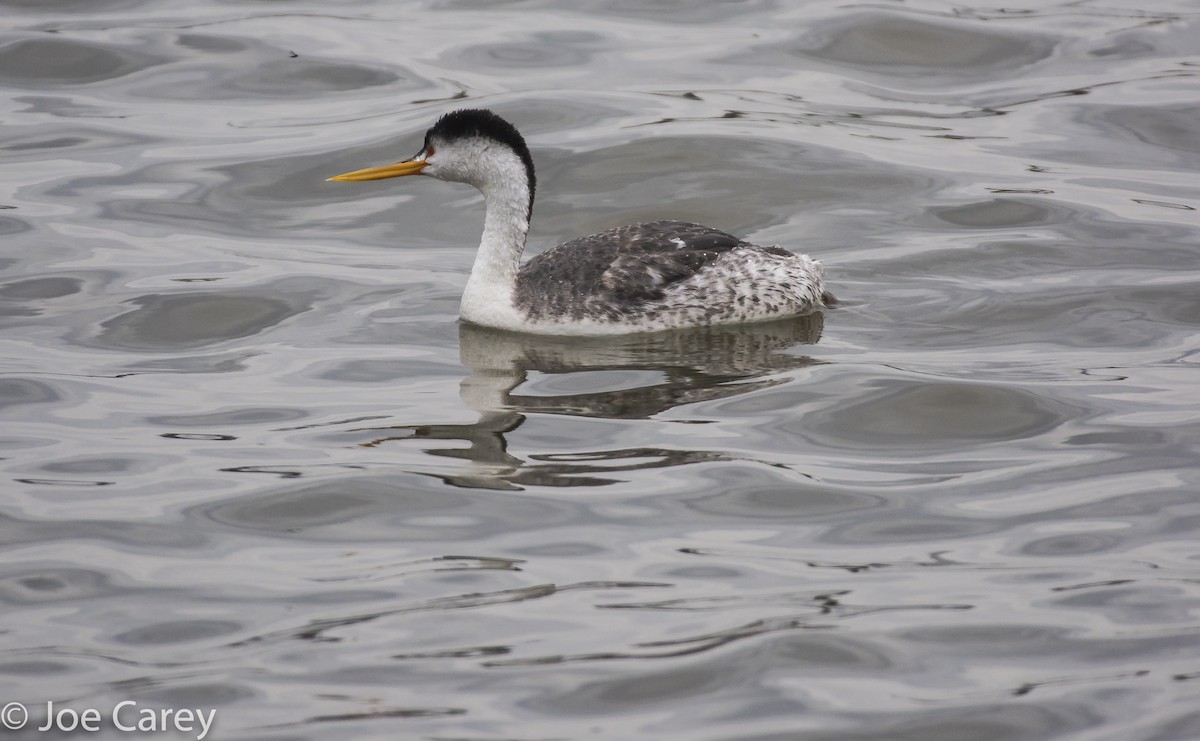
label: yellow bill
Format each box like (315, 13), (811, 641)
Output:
(327, 159), (428, 182)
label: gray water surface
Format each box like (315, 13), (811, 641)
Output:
(3, 1), (1200, 739)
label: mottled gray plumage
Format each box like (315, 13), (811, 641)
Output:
(516, 220), (790, 321)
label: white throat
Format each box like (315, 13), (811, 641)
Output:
(454, 145), (532, 326)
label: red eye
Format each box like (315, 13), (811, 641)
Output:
(426, 146), (436, 157)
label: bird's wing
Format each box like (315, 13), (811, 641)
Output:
(596, 221), (752, 301)
(517, 221), (763, 316)
(599, 249), (721, 300)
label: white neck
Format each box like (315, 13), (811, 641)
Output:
(458, 158), (532, 324)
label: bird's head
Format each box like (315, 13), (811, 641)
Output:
(328, 108), (536, 208)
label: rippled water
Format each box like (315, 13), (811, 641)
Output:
(3, 1), (1200, 739)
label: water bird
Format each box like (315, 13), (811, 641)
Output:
(328, 108), (830, 335)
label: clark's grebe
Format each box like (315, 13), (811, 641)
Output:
(328, 108), (830, 336)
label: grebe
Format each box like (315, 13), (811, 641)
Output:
(328, 108), (829, 336)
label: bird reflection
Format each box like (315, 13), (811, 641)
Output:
(352, 314), (824, 489)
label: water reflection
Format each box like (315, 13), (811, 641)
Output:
(793, 12), (1057, 79)
(0, 37), (165, 86)
(96, 291), (311, 351)
(344, 315), (823, 489)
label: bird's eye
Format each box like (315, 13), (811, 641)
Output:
(425, 146), (436, 158)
